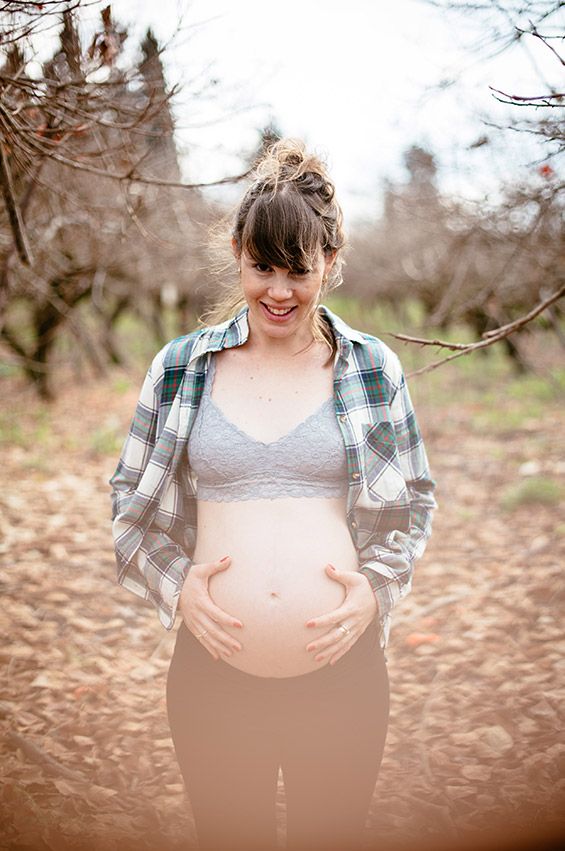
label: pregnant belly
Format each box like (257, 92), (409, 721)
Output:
(192, 496), (360, 678)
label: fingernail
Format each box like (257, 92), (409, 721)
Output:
(306, 621), (315, 628)
(233, 621), (243, 628)
(328, 565), (336, 572)
(220, 556), (230, 563)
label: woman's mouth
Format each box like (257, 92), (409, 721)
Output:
(260, 302), (297, 322)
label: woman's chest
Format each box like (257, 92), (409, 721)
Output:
(209, 347), (335, 443)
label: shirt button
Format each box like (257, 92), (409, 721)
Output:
(352, 472), (360, 480)
(351, 520), (358, 529)
(339, 414), (347, 423)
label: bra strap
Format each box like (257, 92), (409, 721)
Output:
(204, 352), (217, 398)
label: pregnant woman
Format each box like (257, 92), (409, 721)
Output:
(110, 139), (438, 851)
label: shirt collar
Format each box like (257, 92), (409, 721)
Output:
(189, 303), (367, 365)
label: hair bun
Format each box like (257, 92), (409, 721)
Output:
(254, 137), (330, 189)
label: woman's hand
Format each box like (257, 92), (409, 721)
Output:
(304, 564), (379, 666)
(179, 556), (244, 661)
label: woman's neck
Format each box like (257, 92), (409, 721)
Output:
(245, 318), (318, 361)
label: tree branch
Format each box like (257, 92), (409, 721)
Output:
(489, 85), (565, 106)
(388, 284), (565, 377)
(0, 136), (32, 264)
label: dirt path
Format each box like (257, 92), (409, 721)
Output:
(1, 364), (563, 851)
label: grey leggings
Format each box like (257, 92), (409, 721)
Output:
(166, 617), (389, 851)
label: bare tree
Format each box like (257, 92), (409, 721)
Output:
(364, 0), (565, 372)
(0, 3), (250, 398)
(346, 139), (564, 374)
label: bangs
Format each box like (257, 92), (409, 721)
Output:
(240, 187), (325, 272)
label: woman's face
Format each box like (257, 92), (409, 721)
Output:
(233, 240), (336, 344)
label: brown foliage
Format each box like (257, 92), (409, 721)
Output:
(1, 330), (564, 850)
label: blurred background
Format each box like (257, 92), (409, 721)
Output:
(0, 2), (563, 850)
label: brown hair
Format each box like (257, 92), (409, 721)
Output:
(199, 138), (347, 360)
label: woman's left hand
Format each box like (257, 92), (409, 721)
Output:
(304, 564), (379, 666)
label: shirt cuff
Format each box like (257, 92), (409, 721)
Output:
(137, 547), (191, 630)
(358, 565), (403, 620)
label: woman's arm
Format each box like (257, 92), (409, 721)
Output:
(358, 359), (438, 621)
(109, 347), (192, 629)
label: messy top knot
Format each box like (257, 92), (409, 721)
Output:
(253, 138), (335, 199)
(232, 138), (346, 279)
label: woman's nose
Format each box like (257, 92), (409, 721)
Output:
(268, 273), (293, 300)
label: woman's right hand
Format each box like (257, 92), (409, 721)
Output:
(179, 556), (244, 661)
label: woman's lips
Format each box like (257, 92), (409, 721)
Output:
(260, 302), (297, 323)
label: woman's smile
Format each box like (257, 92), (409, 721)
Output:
(260, 302), (298, 322)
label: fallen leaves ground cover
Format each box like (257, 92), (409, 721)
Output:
(1, 335), (564, 851)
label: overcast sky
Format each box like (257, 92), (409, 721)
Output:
(31, 0), (564, 223)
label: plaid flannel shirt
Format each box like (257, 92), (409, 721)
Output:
(109, 304), (438, 649)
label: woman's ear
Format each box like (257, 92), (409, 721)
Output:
(324, 250), (338, 278)
(231, 237), (240, 262)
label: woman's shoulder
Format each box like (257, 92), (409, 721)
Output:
(145, 309), (248, 402)
(146, 327), (208, 395)
(353, 331), (405, 394)
(325, 306), (404, 384)
(162, 327), (208, 367)
(152, 307), (248, 375)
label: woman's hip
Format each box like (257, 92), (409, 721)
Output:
(167, 616), (388, 708)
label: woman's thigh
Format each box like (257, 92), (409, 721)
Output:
(166, 620), (389, 851)
(166, 625), (281, 851)
(279, 621), (390, 851)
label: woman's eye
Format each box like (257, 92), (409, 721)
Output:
(292, 269), (310, 277)
(254, 263), (272, 273)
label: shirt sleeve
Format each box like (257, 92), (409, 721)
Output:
(358, 357), (438, 621)
(109, 352), (192, 630)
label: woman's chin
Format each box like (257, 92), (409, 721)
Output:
(250, 305), (311, 339)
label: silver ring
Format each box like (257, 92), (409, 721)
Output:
(195, 629), (208, 639)
(337, 624), (350, 636)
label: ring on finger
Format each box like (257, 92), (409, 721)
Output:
(195, 629), (208, 639)
(337, 623), (351, 636)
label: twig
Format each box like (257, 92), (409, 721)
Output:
(518, 20), (565, 66)
(0, 106), (252, 188)
(481, 284), (565, 337)
(0, 138), (32, 264)
(490, 86), (565, 102)
(48, 151), (254, 190)
(5, 730), (88, 783)
(489, 85), (565, 107)
(416, 668), (446, 784)
(402, 592), (472, 623)
(388, 284), (565, 377)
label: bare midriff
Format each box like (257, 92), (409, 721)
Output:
(192, 495), (360, 678)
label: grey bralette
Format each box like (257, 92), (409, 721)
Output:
(187, 352), (349, 502)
